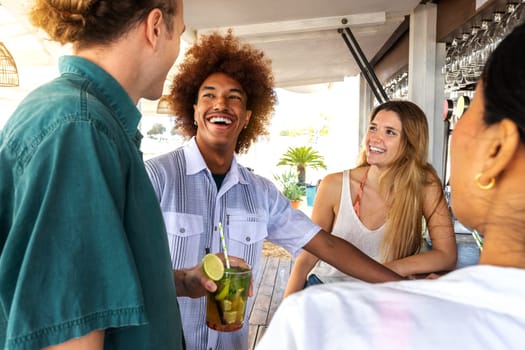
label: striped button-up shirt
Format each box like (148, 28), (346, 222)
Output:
(145, 137), (320, 350)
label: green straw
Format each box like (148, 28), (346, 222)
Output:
(218, 222), (230, 269)
(471, 229), (483, 251)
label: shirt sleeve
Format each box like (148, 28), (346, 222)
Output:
(265, 181), (320, 257)
(5, 121), (146, 349)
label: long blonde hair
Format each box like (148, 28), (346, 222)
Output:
(357, 101), (443, 261)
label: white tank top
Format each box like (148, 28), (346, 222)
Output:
(309, 169), (386, 283)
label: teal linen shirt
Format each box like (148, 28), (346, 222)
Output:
(0, 56), (184, 350)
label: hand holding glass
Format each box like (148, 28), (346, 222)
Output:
(206, 265), (252, 332)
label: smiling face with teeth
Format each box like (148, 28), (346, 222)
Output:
(365, 109), (403, 168)
(193, 72), (252, 155)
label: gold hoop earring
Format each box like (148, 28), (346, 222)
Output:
(474, 173), (495, 190)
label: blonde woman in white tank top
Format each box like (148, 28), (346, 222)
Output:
(308, 169), (385, 284)
(284, 101), (457, 297)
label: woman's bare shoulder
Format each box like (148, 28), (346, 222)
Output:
(349, 166), (368, 178)
(316, 171), (344, 193)
(321, 167), (365, 192)
(322, 171), (344, 183)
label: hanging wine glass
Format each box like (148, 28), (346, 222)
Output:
(517, 0), (525, 24)
(442, 41), (453, 76)
(444, 31), (472, 92)
(482, 11), (505, 58)
(444, 38), (461, 91)
(477, 18), (492, 66)
(399, 72), (408, 99)
(384, 78), (396, 100)
(458, 27), (479, 89)
(465, 21), (488, 85)
(505, 0), (525, 31)
(502, 2), (519, 37)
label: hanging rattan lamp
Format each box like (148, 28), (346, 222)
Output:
(0, 41), (19, 87)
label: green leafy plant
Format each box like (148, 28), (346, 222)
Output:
(147, 122), (166, 136)
(277, 146), (327, 184)
(273, 170), (305, 201)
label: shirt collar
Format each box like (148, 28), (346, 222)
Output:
(183, 137), (249, 185)
(58, 55), (142, 141)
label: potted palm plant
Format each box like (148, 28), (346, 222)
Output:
(277, 146), (327, 184)
(273, 170), (305, 209)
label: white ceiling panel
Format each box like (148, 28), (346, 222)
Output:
(1, 0), (422, 89)
(183, 0), (421, 87)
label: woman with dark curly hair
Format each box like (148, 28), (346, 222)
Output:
(145, 30), (402, 350)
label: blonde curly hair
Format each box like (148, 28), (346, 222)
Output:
(29, 0), (178, 48)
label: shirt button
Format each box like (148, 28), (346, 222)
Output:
(245, 237), (251, 242)
(179, 228), (186, 233)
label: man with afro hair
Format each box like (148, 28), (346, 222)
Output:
(145, 30), (401, 350)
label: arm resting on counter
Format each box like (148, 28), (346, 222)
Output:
(304, 230), (403, 283)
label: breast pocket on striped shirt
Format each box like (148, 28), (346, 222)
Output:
(162, 212), (204, 268)
(227, 215), (267, 263)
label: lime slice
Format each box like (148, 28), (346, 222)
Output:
(202, 254), (224, 281)
(221, 299), (232, 311)
(223, 311), (237, 324)
(215, 280), (230, 301)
